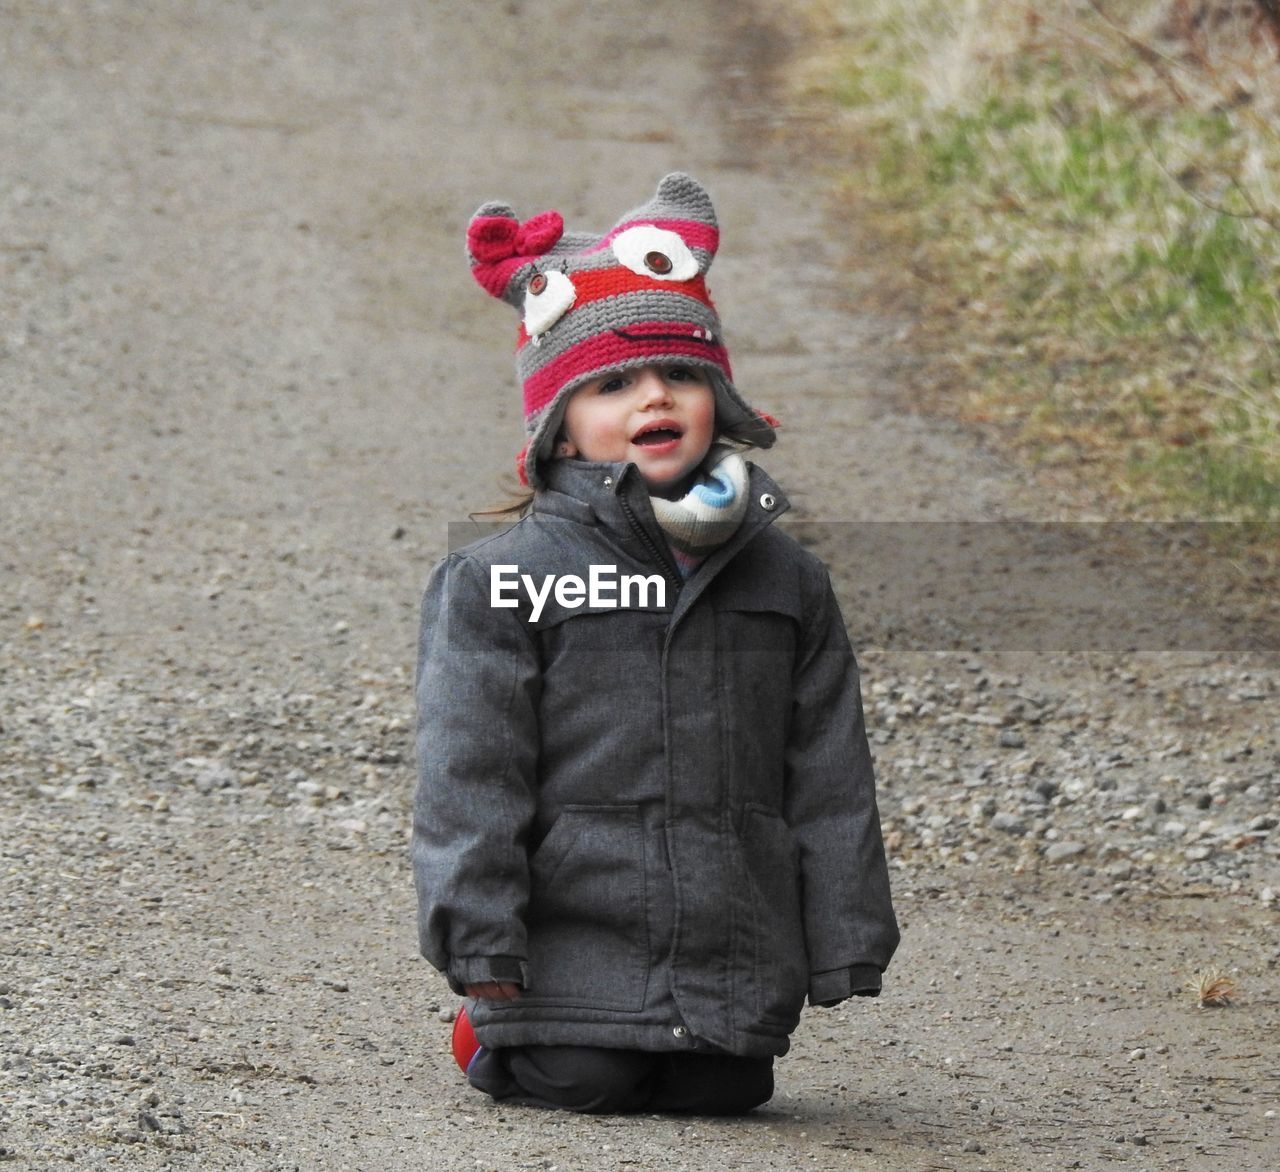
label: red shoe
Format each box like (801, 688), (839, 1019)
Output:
(450, 1005), (482, 1074)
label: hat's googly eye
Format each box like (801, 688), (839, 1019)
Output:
(523, 268), (576, 338)
(612, 225), (697, 281)
(644, 250), (673, 275)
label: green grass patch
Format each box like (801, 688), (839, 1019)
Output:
(800, 0), (1280, 520)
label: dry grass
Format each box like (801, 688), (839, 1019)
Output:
(1187, 965), (1239, 1007)
(784, 0), (1280, 525)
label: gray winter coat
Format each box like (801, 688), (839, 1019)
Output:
(412, 458), (898, 1059)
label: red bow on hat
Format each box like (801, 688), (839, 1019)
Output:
(468, 210), (564, 265)
(467, 210), (565, 300)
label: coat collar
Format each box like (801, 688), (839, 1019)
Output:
(534, 455), (789, 543)
(532, 455), (790, 612)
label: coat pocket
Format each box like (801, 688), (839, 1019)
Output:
(710, 598), (798, 790)
(523, 805), (650, 1011)
(742, 804), (809, 1025)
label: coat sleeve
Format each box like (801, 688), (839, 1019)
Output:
(783, 566), (900, 1006)
(411, 552), (541, 995)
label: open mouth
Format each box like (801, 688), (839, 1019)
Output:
(632, 420), (684, 447)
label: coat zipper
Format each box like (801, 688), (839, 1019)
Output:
(618, 491), (682, 592)
(617, 487), (680, 877)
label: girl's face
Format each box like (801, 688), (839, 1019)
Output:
(559, 363), (716, 493)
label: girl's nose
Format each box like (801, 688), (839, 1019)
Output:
(635, 367), (674, 406)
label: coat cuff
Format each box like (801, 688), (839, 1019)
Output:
(809, 964), (882, 1007)
(445, 955), (528, 996)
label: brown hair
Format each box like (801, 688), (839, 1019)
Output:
(470, 476), (535, 521)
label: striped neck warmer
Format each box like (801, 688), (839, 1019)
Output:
(649, 446), (750, 578)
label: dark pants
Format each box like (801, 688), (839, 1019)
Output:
(468, 1045), (774, 1115)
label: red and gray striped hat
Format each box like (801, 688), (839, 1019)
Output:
(466, 172), (777, 488)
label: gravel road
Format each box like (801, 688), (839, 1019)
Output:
(2, 2), (1277, 1169)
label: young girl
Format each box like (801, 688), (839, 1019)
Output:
(412, 173), (899, 1115)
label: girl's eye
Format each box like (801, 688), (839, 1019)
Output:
(598, 376), (627, 394)
(523, 268), (576, 339)
(611, 225), (698, 281)
(667, 366), (700, 382)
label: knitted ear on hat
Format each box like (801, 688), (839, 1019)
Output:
(465, 173), (777, 488)
(466, 204), (565, 303)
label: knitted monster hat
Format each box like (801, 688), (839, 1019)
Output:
(466, 172), (777, 488)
